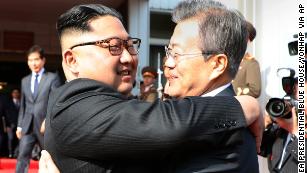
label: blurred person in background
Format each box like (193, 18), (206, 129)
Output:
(16, 45), (61, 173)
(139, 66), (158, 102)
(232, 21), (261, 98)
(5, 88), (21, 158)
(260, 59), (307, 173)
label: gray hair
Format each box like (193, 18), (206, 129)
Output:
(172, 0), (247, 78)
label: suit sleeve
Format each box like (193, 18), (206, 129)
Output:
(50, 91), (246, 160)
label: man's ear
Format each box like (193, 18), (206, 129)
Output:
(208, 54), (228, 80)
(62, 49), (78, 74)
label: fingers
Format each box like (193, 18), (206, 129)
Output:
(16, 130), (22, 139)
(39, 150), (60, 173)
(39, 150), (48, 173)
(274, 107), (297, 134)
(40, 119), (46, 134)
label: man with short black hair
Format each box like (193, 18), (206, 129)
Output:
(16, 45), (61, 173)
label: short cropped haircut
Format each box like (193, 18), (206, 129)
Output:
(56, 4), (123, 41)
(27, 45), (45, 59)
(172, 0), (248, 78)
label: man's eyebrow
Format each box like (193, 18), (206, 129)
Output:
(168, 42), (181, 48)
(105, 36), (131, 40)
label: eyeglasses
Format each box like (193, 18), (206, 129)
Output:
(164, 46), (216, 63)
(70, 37), (141, 56)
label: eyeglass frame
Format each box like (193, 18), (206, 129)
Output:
(164, 46), (218, 62)
(70, 37), (141, 56)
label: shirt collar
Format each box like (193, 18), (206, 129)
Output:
(201, 83), (231, 97)
(32, 68), (45, 77)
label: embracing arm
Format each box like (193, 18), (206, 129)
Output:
(49, 79), (251, 160)
(236, 95), (263, 152)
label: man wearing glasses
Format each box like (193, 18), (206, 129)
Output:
(42, 3), (261, 172)
(162, 0), (259, 172)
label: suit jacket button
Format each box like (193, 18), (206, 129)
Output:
(231, 120), (237, 126)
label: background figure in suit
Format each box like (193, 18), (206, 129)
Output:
(5, 89), (21, 158)
(15, 45), (61, 173)
(163, 1), (259, 172)
(261, 58), (307, 173)
(261, 81), (301, 173)
(232, 21), (261, 98)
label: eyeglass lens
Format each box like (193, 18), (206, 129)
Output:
(108, 38), (140, 56)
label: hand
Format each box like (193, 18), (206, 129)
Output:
(235, 95), (264, 152)
(16, 128), (22, 139)
(39, 150), (60, 173)
(249, 111), (264, 153)
(264, 112), (273, 128)
(235, 95), (260, 126)
(275, 107), (298, 135)
(40, 119), (46, 134)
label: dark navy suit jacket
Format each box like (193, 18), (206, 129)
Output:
(166, 85), (259, 173)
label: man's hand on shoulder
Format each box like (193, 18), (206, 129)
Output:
(235, 95), (264, 153)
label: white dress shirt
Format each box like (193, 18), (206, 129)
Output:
(31, 68), (45, 93)
(201, 83), (231, 97)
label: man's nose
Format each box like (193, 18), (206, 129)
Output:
(164, 57), (176, 68)
(120, 49), (137, 65)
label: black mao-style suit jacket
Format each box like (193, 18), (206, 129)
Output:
(18, 71), (61, 139)
(44, 79), (248, 173)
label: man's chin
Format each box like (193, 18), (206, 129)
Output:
(118, 84), (133, 96)
(166, 89), (181, 98)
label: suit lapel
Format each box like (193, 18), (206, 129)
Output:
(25, 75), (34, 102)
(271, 131), (288, 169)
(34, 71), (48, 101)
(278, 134), (293, 169)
